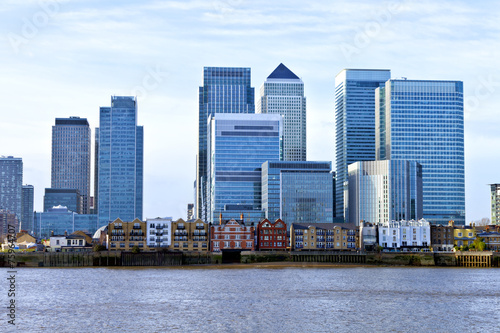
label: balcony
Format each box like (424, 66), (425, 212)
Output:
(133, 225), (141, 230)
(155, 225), (164, 229)
(347, 237), (356, 242)
(155, 232), (163, 236)
(177, 225), (185, 230)
(295, 231), (303, 235)
(347, 231), (355, 236)
(114, 225), (122, 229)
(196, 225), (204, 230)
(156, 238), (162, 243)
(295, 244), (304, 249)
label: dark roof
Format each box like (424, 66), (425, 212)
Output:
(292, 223), (356, 230)
(267, 63), (299, 79)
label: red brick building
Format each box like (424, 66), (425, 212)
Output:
(210, 218), (255, 252)
(256, 218), (287, 251)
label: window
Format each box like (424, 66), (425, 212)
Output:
(56, 240), (60, 245)
(246, 242), (252, 247)
(214, 242), (219, 248)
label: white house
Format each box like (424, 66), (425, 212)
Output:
(146, 217), (172, 248)
(378, 219), (430, 251)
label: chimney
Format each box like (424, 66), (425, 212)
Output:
(240, 213), (244, 221)
(64, 230), (67, 236)
(51, 230), (54, 237)
(219, 213), (222, 224)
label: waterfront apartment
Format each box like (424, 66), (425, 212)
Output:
(452, 223), (476, 248)
(107, 218), (148, 251)
(49, 231), (92, 252)
(378, 219), (431, 251)
(256, 218), (287, 251)
(146, 217), (172, 249)
(290, 223), (358, 251)
(171, 218), (209, 252)
(210, 216), (255, 252)
(430, 223), (455, 252)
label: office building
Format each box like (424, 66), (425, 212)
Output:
(0, 156), (23, 221)
(376, 79), (465, 224)
(34, 205), (97, 238)
(44, 188), (83, 214)
(257, 63), (306, 161)
(51, 117), (91, 213)
(262, 161), (333, 226)
(96, 96), (143, 226)
(346, 160), (423, 225)
(196, 67), (255, 220)
(21, 184), (34, 233)
(490, 184), (500, 225)
(207, 113), (282, 224)
(334, 69), (391, 220)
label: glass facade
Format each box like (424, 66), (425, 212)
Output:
(96, 96), (143, 227)
(491, 184), (500, 225)
(0, 156), (23, 221)
(257, 63), (306, 161)
(197, 67), (255, 221)
(44, 188), (82, 214)
(51, 117), (91, 214)
(207, 114), (282, 224)
(262, 161), (333, 226)
(21, 185), (34, 233)
(34, 206), (97, 238)
(335, 69), (391, 219)
(376, 80), (465, 225)
(346, 160), (423, 225)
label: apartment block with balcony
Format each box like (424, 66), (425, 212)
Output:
(107, 218), (148, 251)
(171, 218), (209, 252)
(256, 218), (287, 251)
(290, 223), (358, 251)
(146, 217), (172, 249)
(210, 217), (255, 252)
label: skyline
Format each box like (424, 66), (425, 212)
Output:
(1, 1), (499, 223)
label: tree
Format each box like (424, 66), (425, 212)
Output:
(471, 218), (490, 226)
(131, 245), (140, 254)
(93, 244), (106, 252)
(472, 236), (486, 251)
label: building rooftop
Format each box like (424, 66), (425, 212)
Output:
(267, 63), (299, 80)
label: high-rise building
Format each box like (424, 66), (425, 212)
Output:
(207, 113), (282, 224)
(34, 205), (97, 238)
(0, 156), (23, 221)
(0, 209), (19, 241)
(261, 161), (333, 226)
(257, 63), (306, 161)
(376, 79), (465, 225)
(346, 160), (423, 225)
(44, 188), (82, 214)
(334, 69), (391, 219)
(51, 117), (91, 213)
(490, 184), (500, 225)
(21, 184), (34, 233)
(96, 96), (143, 227)
(196, 67), (255, 220)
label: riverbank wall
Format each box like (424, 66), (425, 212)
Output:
(1, 251), (498, 268)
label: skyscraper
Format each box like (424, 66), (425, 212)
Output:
(491, 184), (500, 225)
(257, 63), (306, 161)
(261, 161), (333, 226)
(0, 156), (23, 221)
(207, 113), (282, 224)
(335, 69), (391, 219)
(196, 67), (255, 220)
(96, 96), (143, 227)
(51, 117), (91, 213)
(21, 184), (34, 233)
(376, 79), (465, 225)
(346, 160), (423, 225)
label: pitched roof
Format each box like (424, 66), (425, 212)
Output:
(267, 63), (300, 79)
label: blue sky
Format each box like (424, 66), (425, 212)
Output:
(1, 0), (499, 223)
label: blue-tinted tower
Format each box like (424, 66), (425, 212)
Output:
(376, 79), (465, 225)
(96, 96), (143, 226)
(196, 67), (255, 221)
(335, 69), (391, 219)
(207, 113), (282, 224)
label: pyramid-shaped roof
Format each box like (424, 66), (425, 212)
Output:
(267, 63), (300, 79)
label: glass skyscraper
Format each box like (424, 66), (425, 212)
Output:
(376, 79), (465, 225)
(96, 96), (143, 227)
(197, 67), (255, 220)
(0, 156), (23, 221)
(257, 63), (306, 161)
(44, 188), (82, 214)
(335, 69), (391, 219)
(21, 184), (34, 233)
(51, 117), (91, 214)
(34, 206), (97, 238)
(207, 113), (282, 224)
(346, 160), (423, 225)
(261, 161), (333, 226)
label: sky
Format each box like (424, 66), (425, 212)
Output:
(1, 0), (499, 223)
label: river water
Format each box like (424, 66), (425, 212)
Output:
(3, 265), (499, 332)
